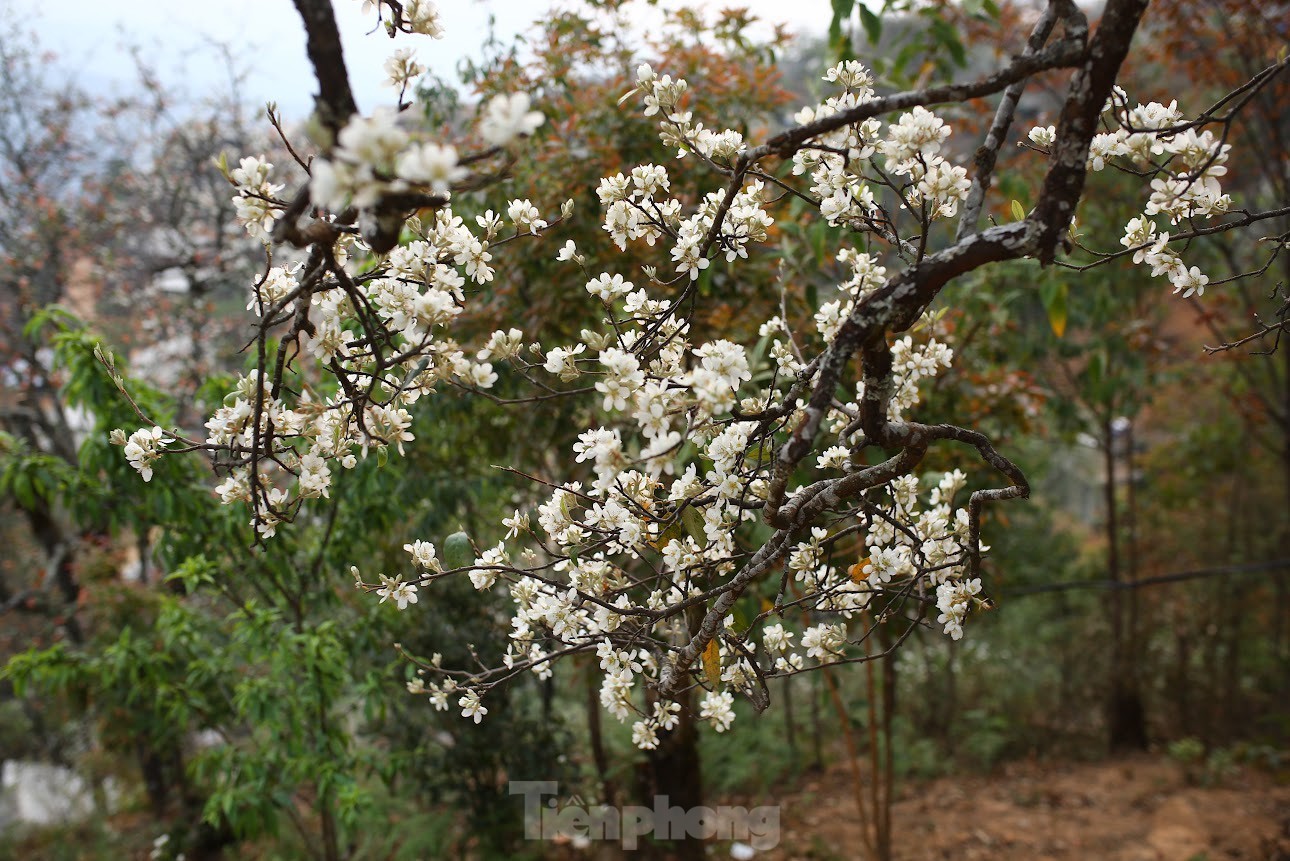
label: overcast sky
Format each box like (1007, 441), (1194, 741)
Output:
(27, 0), (833, 119)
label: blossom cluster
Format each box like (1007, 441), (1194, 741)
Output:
(229, 155), (285, 241)
(310, 94), (542, 214)
(121, 40), (1038, 750)
(375, 219), (976, 747)
(192, 199), (575, 535)
(1029, 89), (1234, 298)
(792, 63), (969, 230)
(357, 0), (444, 37)
(112, 426), (173, 483)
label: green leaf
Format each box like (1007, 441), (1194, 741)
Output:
(1010, 199), (1026, 222)
(13, 470), (35, 509)
(859, 6), (882, 44)
(828, 0), (857, 61)
(442, 531), (474, 570)
(929, 18), (968, 67)
(1039, 280), (1069, 339)
(681, 506), (708, 544)
(651, 517), (685, 551)
(1085, 350), (1105, 391)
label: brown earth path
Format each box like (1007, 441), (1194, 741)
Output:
(759, 755), (1290, 861)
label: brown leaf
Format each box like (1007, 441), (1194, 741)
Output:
(702, 638), (722, 688)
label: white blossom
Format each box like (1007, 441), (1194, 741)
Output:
(480, 93), (545, 146)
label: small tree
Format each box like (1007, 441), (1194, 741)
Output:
(104, 0), (1287, 854)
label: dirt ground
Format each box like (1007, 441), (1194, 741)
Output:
(760, 755), (1290, 861)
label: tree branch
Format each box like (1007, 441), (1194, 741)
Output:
(292, 0), (359, 142)
(957, 0), (1065, 241)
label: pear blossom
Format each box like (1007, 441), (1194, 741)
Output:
(479, 93), (544, 146)
(121, 426), (173, 482)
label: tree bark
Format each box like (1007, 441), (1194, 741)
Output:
(642, 686), (704, 861)
(1105, 418), (1147, 751)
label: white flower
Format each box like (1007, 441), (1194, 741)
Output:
(543, 344), (586, 381)
(694, 340), (751, 388)
(1128, 99), (1182, 130)
(586, 273), (633, 302)
(699, 690), (736, 732)
(229, 155), (284, 239)
(506, 198), (547, 234)
(595, 348), (645, 411)
(308, 158), (354, 211)
(312, 108), (409, 210)
(383, 47), (424, 90)
(404, 539), (442, 571)
(123, 426), (173, 482)
(376, 574), (419, 610)
(1027, 125), (1055, 147)
(632, 720), (660, 750)
(429, 685), (450, 711)
(337, 107), (408, 174)
(654, 700), (681, 731)
(479, 328), (524, 361)
(762, 624), (794, 654)
(215, 470), (251, 505)
(503, 509), (528, 539)
(1121, 217), (1158, 263)
(935, 577), (983, 640)
(916, 159), (971, 218)
(396, 143), (466, 195)
(823, 60), (875, 93)
(404, 0), (444, 37)
(459, 691), (488, 723)
(469, 567), (498, 591)
(801, 623), (846, 663)
(467, 362), (498, 388)
(573, 427), (622, 466)
(1170, 265), (1209, 299)
(480, 93), (544, 146)
(556, 239), (580, 262)
(298, 452), (332, 498)
(247, 265), (299, 314)
(816, 445), (849, 470)
(879, 106), (951, 168)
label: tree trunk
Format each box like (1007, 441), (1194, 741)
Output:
(878, 630), (897, 861)
(810, 671), (824, 770)
(642, 686), (704, 861)
(1173, 623), (1192, 736)
(1279, 336), (1290, 693)
(783, 674), (798, 762)
(25, 502), (83, 644)
(586, 666), (617, 806)
(1105, 419), (1148, 751)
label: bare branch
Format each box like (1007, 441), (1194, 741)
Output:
(291, 0), (359, 141)
(957, 0), (1064, 241)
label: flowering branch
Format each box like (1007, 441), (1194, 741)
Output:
(107, 0), (1284, 747)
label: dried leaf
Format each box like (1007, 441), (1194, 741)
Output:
(702, 638), (722, 688)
